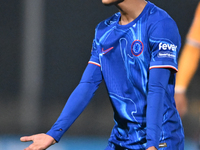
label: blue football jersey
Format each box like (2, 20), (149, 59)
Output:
(89, 1), (184, 150)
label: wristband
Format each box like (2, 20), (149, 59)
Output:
(175, 86), (186, 94)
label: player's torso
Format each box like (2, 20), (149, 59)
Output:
(94, 2), (183, 149)
(97, 12), (151, 120)
(99, 19), (150, 94)
(95, 11), (152, 149)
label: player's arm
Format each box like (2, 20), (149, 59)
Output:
(147, 15), (181, 149)
(175, 1), (200, 90)
(46, 62), (102, 141)
(20, 62), (102, 150)
(175, 42), (200, 117)
(175, 2), (200, 117)
(146, 68), (171, 150)
(176, 42), (200, 91)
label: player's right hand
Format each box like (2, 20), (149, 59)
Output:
(174, 92), (188, 118)
(20, 133), (56, 150)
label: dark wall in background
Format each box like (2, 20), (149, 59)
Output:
(0, 0), (199, 140)
(0, 0), (22, 97)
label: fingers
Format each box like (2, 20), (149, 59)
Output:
(23, 143), (42, 150)
(22, 142), (45, 150)
(20, 133), (55, 150)
(20, 136), (33, 142)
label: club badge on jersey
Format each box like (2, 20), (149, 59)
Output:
(131, 40), (144, 56)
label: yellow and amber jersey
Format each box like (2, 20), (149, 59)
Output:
(187, 2), (200, 47)
(175, 2), (200, 91)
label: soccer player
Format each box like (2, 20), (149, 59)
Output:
(20, 0), (184, 150)
(175, 2), (200, 118)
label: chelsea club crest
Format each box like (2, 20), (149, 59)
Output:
(131, 40), (144, 56)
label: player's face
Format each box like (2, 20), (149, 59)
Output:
(102, 0), (124, 5)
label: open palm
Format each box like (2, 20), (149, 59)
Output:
(20, 133), (56, 150)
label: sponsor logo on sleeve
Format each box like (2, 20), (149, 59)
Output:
(159, 42), (177, 51)
(158, 42), (177, 58)
(157, 52), (176, 58)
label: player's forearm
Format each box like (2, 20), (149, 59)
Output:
(175, 43), (200, 92)
(146, 88), (165, 149)
(47, 63), (102, 142)
(46, 82), (100, 142)
(146, 68), (171, 149)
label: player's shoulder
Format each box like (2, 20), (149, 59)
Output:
(95, 12), (120, 32)
(147, 2), (176, 25)
(103, 12), (120, 26)
(146, 2), (178, 33)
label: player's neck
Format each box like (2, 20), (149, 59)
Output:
(117, 0), (147, 25)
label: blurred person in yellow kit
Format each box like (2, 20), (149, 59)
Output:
(175, 1), (200, 118)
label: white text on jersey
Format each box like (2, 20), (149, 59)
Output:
(159, 43), (177, 51)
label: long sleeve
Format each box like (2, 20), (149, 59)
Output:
(46, 63), (102, 142)
(146, 68), (171, 149)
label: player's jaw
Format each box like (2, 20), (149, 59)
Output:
(102, 0), (124, 6)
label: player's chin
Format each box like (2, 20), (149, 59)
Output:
(102, 0), (124, 6)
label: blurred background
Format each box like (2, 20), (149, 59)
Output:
(0, 0), (200, 149)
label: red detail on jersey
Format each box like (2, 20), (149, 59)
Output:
(149, 66), (178, 72)
(102, 47), (114, 55)
(88, 61), (101, 67)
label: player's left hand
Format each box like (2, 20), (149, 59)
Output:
(20, 133), (56, 150)
(174, 92), (188, 118)
(146, 146), (157, 150)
